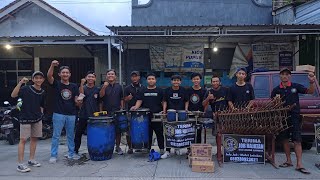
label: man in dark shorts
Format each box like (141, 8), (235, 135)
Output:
(74, 71), (100, 155)
(228, 68), (255, 109)
(11, 72), (45, 172)
(100, 69), (129, 155)
(47, 60), (80, 163)
(271, 68), (315, 174)
(124, 71), (144, 154)
(187, 73), (206, 153)
(162, 75), (189, 159)
(131, 73), (164, 154)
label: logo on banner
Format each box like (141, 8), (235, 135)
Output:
(224, 137), (238, 152)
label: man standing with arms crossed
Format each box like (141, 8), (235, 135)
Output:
(47, 60), (80, 163)
(11, 72), (45, 172)
(100, 69), (128, 155)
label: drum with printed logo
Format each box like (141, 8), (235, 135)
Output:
(129, 108), (150, 149)
(87, 116), (115, 161)
(114, 110), (128, 133)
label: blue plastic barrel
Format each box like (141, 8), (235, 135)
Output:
(87, 116), (115, 161)
(129, 109), (150, 149)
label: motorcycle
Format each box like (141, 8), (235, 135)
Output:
(0, 101), (20, 145)
(39, 114), (53, 140)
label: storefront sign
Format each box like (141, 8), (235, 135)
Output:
(315, 123), (320, 154)
(150, 44), (204, 72)
(163, 121), (196, 148)
(223, 134), (265, 164)
(252, 43), (293, 71)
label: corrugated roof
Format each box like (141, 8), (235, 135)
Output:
(0, 0), (97, 36)
(295, 0), (320, 24)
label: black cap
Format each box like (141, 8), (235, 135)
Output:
(131, 71), (140, 76)
(280, 67), (291, 74)
(32, 71), (44, 78)
(236, 67), (247, 74)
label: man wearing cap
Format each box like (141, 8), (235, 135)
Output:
(228, 67), (255, 109)
(47, 60), (80, 163)
(99, 69), (127, 155)
(11, 71), (45, 172)
(271, 68), (315, 174)
(74, 71), (100, 155)
(124, 71), (144, 154)
(162, 74), (189, 159)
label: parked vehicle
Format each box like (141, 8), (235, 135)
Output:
(39, 114), (53, 140)
(251, 71), (320, 150)
(0, 101), (20, 145)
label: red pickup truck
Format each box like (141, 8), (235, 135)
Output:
(251, 71), (320, 150)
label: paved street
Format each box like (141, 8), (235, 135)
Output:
(0, 134), (320, 180)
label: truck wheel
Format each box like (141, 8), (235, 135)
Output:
(302, 142), (313, 150)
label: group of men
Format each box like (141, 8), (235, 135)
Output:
(11, 60), (316, 175)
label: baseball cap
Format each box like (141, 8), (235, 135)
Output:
(279, 67), (291, 74)
(32, 71), (44, 78)
(131, 71), (140, 76)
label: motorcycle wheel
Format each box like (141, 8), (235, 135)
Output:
(8, 131), (16, 145)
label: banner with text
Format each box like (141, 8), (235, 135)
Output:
(252, 43), (293, 71)
(163, 121), (196, 148)
(223, 134), (265, 164)
(150, 44), (204, 73)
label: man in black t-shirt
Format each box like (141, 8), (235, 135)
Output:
(11, 72), (45, 173)
(47, 60), (80, 163)
(131, 73), (164, 154)
(99, 69), (129, 155)
(187, 73), (206, 146)
(227, 68), (255, 109)
(124, 71), (144, 110)
(74, 71), (100, 155)
(271, 68), (315, 174)
(162, 75), (189, 159)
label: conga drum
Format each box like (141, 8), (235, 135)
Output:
(167, 109), (176, 122)
(177, 110), (188, 121)
(87, 116), (115, 161)
(129, 108), (150, 149)
(114, 110), (128, 134)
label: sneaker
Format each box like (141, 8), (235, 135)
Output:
(160, 149), (164, 155)
(49, 157), (57, 164)
(115, 147), (124, 155)
(161, 151), (170, 159)
(17, 164), (31, 173)
(127, 149), (133, 154)
(64, 154), (68, 158)
(67, 154), (81, 160)
(28, 160), (41, 167)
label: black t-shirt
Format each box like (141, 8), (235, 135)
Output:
(204, 86), (229, 112)
(18, 85), (45, 123)
(188, 87), (206, 112)
(79, 86), (100, 119)
(52, 80), (79, 115)
(101, 83), (123, 113)
(137, 87), (163, 113)
(228, 83), (255, 108)
(271, 82), (308, 114)
(124, 83), (144, 110)
(163, 87), (188, 110)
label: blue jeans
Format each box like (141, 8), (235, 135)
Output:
(51, 113), (76, 158)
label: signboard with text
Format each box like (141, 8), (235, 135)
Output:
(163, 121), (196, 148)
(223, 134), (265, 164)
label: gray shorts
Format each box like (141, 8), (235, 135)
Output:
(20, 121), (42, 139)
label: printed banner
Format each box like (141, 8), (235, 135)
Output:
(163, 121), (196, 148)
(315, 123), (320, 154)
(223, 134), (265, 164)
(150, 44), (204, 73)
(252, 43), (293, 71)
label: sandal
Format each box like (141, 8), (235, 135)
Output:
(279, 162), (293, 168)
(295, 168), (311, 175)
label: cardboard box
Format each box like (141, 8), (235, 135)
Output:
(188, 155), (212, 166)
(191, 144), (212, 157)
(296, 65), (315, 72)
(191, 160), (214, 173)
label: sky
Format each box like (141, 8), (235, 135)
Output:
(0, 0), (150, 34)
